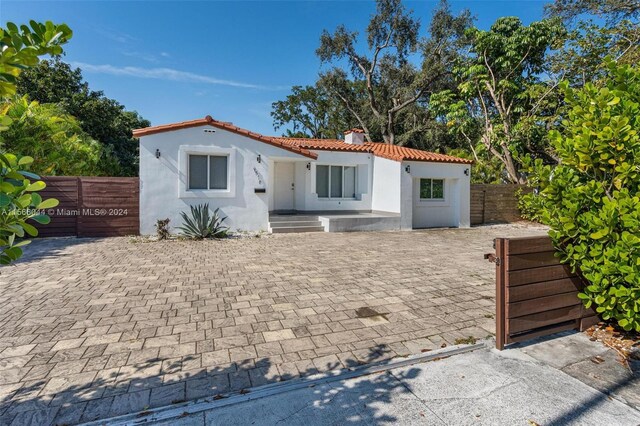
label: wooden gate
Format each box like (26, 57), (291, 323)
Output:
(35, 177), (139, 237)
(488, 235), (599, 350)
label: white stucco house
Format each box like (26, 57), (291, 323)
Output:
(133, 116), (473, 234)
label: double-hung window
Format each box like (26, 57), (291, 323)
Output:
(188, 154), (228, 190)
(316, 165), (356, 199)
(419, 178), (445, 200)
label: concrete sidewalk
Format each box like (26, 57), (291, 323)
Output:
(100, 336), (640, 426)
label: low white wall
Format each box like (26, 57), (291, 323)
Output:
(372, 156), (402, 213)
(139, 125), (307, 235)
(400, 161), (470, 229)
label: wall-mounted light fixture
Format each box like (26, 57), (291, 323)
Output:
(405, 164), (411, 173)
(257, 154), (261, 163)
(306, 162), (311, 171)
(464, 168), (470, 176)
(155, 149), (161, 159)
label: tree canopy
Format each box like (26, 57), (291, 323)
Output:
(17, 58), (149, 176)
(271, 84), (357, 139)
(432, 17), (566, 183)
(0, 96), (119, 176)
(272, 0), (639, 183)
(315, 0), (472, 146)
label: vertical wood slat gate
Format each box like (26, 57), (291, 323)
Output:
(490, 236), (600, 350)
(35, 177), (139, 238)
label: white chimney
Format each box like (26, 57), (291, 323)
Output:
(344, 128), (365, 145)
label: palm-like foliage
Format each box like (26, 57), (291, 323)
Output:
(177, 204), (228, 240)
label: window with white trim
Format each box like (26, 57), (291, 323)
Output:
(419, 178), (444, 200)
(316, 165), (356, 199)
(188, 154), (228, 190)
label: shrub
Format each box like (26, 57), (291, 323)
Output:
(0, 154), (58, 264)
(177, 204), (228, 240)
(155, 218), (170, 240)
(520, 59), (640, 331)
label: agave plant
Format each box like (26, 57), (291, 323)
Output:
(177, 204), (228, 240)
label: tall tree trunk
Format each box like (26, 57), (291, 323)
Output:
(386, 111), (395, 145)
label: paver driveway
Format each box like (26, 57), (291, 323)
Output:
(0, 224), (547, 425)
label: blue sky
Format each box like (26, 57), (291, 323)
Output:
(2, 1), (546, 135)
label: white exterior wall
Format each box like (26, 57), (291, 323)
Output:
(400, 161), (470, 229)
(139, 124), (470, 233)
(371, 156), (402, 213)
(296, 151), (374, 211)
(139, 126), (308, 235)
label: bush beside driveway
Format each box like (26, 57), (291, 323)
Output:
(0, 224), (546, 425)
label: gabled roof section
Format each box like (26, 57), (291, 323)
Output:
(132, 116), (317, 159)
(277, 137), (473, 165)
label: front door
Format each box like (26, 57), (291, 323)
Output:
(274, 162), (295, 211)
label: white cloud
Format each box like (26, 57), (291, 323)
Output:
(71, 62), (283, 90)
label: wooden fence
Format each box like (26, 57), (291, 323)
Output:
(489, 235), (599, 350)
(35, 177), (139, 237)
(471, 184), (530, 225)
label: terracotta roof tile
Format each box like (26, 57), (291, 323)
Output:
(132, 116), (317, 159)
(365, 143), (473, 164)
(277, 138), (473, 165)
(133, 117), (471, 164)
(274, 137), (371, 153)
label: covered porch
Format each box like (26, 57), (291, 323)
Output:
(268, 210), (401, 233)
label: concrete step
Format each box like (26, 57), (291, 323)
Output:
(269, 221), (322, 228)
(268, 215), (319, 222)
(270, 226), (325, 233)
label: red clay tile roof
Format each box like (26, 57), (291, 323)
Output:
(365, 143), (473, 164)
(132, 116), (317, 159)
(133, 117), (472, 164)
(344, 128), (365, 134)
(276, 137), (473, 165)
(275, 137), (371, 153)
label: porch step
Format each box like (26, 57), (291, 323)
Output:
(270, 225), (326, 233)
(268, 215), (320, 222)
(269, 220), (322, 228)
(268, 215), (325, 233)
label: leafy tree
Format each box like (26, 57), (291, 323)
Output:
(0, 154), (58, 264)
(0, 21), (69, 264)
(0, 96), (120, 176)
(17, 58), (150, 176)
(547, 0), (640, 84)
(520, 60), (640, 331)
(271, 84), (357, 139)
(432, 17), (565, 183)
(316, 0), (472, 145)
(0, 21), (72, 98)
(546, 0), (639, 22)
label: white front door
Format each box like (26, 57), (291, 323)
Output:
(274, 162), (295, 211)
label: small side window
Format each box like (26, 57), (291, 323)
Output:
(420, 178), (444, 200)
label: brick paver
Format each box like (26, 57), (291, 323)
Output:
(0, 224), (547, 425)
